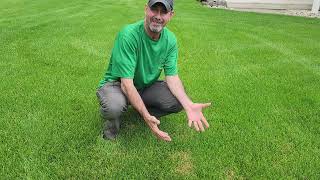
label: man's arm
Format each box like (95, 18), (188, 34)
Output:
(165, 75), (211, 132)
(120, 78), (172, 141)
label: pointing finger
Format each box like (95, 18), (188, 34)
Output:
(202, 103), (211, 108)
(159, 132), (171, 141)
(164, 136), (171, 141)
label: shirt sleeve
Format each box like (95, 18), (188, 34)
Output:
(110, 32), (137, 78)
(164, 39), (178, 76)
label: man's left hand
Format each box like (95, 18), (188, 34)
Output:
(186, 103), (211, 132)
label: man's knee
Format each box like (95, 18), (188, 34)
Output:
(169, 102), (183, 113)
(160, 99), (183, 113)
(96, 83), (128, 119)
(100, 99), (127, 119)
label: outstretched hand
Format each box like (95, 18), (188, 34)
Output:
(186, 103), (211, 132)
(145, 115), (172, 142)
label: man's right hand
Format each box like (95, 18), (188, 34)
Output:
(120, 78), (171, 142)
(144, 115), (172, 142)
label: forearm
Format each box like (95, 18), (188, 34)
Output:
(166, 75), (193, 111)
(121, 78), (169, 140)
(120, 78), (151, 120)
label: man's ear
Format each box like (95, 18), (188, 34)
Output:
(170, 10), (175, 19)
(144, 4), (148, 15)
(170, 10), (175, 18)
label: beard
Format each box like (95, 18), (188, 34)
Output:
(148, 18), (164, 33)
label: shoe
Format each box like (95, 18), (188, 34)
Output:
(102, 118), (120, 140)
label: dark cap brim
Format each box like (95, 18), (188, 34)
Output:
(148, 0), (173, 11)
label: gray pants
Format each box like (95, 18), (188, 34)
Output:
(96, 81), (183, 129)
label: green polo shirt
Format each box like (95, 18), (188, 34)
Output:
(98, 20), (178, 89)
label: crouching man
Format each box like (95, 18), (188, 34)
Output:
(97, 0), (211, 141)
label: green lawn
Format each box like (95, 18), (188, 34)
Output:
(1, 0), (320, 178)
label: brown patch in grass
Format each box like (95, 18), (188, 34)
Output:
(226, 169), (236, 180)
(225, 168), (246, 180)
(281, 142), (294, 154)
(170, 151), (194, 176)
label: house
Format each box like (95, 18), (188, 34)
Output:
(226, 0), (320, 13)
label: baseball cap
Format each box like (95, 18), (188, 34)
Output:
(148, 0), (174, 11)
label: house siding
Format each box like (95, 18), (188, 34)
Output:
(227, 0), (314, 10)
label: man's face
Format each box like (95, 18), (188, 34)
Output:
(145, 2), (174, 33)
